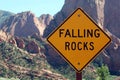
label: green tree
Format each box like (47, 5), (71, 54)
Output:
(97, 65), (110, 80)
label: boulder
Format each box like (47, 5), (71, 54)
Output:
(15, 37), (25, 49)
(26, 41), (40, 53)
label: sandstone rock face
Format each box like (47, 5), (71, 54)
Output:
(39, 14), (53, 27)
(0, 30), (41, 54)
(0, 30), (12, 42)
(0, 31), (45, 67)
(43, 0), (120, 74)
(1, 11), (43, 37)
(102, 30), (120, 75)
(104, 0), (120, 38)
(38, 14), (53, 36)
(0, 30), (17, 46)
(104, 43), (120, 75)
(101, 0), (120, 75)
(0, 10), (14, 27)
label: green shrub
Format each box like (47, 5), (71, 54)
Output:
(54, 65), (75, 80)
(97, 65), (110, 80)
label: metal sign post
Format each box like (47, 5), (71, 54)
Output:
(76, 72), (82, 80)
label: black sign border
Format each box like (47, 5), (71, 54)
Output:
(47, 8), (111, 73)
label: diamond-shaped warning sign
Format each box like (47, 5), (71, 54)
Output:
(47, 8), (111, 72)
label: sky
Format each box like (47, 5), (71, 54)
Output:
(0, 0), (64, 17)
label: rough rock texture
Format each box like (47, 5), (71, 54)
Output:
(0, 30), (41, 54)
(0, 10), (14, 27)
(39, 14), (53, 36)
(102, 30), (120, 75)
(25, 41), (40, 53)
(1, 11), (43, 37)
(31, 33), (42, 42)
(43, 0), (120, 74)
(44, 44), (67, 67)
(103, 43), (120, 75)
(104, 0), (120, 38)
(39, 14), (53, 26)
(15, 37), (25, 49)
(8, 37), (16, 45)
(0, 30), (12, 42)
(103, 0), (120, 75)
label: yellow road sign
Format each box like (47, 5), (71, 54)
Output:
(47, 8), (111, 72)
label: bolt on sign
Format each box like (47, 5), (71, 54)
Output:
(47, 8), (111, 72)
